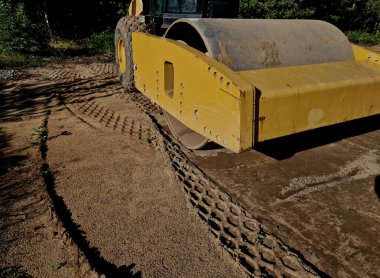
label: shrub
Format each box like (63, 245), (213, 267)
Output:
(239, 0), (314, 19)
(88, 29), (114, 54)
(0, 0), (49, 54)
(347, 31), (380, 45)
(0, 1), (29, 53)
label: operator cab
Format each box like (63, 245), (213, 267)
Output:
(140, 0), (239, 34)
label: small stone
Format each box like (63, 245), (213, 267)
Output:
(0, 69), (24, 80)
(261, 250), (276, 264)
(230, 205), (241, 215)
(202, 196), (214, 207)
(227, 215), (240, 227)
(282, 255), (302, 271)
(262, 237), (275, 249)
(244, 220), (260, 232)
(216, 202), (227, 212)
(206, 189), (217, 198)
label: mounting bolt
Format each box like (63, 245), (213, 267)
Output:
(133, 64), (138, 71)
(194, 110), (200, 120)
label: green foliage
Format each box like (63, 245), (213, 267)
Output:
(111, 1), (131, 16)
(347, 30), (380, 45)
(0, 0), (49, 67)
(363, 0), (380, 32)
(255, 231), (266, 244)
(143, 135), (155, 143)
(26, 126), (47, 143)
(0, 0), (30, 53)
(240, 0), (314, 19)
(88, 29), (114, 54)
(239, 0), (380, 33)
(49, 263), (60, 272)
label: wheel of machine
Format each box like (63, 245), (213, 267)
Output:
(164, 111), (209, 150)
(114, 16), (151, 91)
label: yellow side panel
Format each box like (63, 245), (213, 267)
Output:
(238, 61), (380, 142)
(132, 33), (254, 152)
(352, 45), (380, 63)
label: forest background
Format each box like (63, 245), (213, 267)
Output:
(0, 0), (379, 67)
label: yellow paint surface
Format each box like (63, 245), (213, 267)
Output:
(128, 0), (143, 16)
(131, 33), (380, 152)
(132, 33), (254, 152)
(352, 45), (380, 63)
(238, 60), (380, 142)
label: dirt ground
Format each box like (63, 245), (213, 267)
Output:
(0, 60), (247, 277)
(190, 119), (380, 277)
(1, 45), (379, 277)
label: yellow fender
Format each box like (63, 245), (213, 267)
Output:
(128, 0), (143, 16)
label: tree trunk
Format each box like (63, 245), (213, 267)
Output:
(43, 0), (54, 39)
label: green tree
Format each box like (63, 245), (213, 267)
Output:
(364, 0), (380, 32)
(239, 0), (315, 19)
(0, 1), (29, 53)
(0, 0), (49, 54)
(239, 0), (379, 33)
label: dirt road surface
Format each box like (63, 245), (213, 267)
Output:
(1, 45), (380, 277)
(1, 60), (247, 277)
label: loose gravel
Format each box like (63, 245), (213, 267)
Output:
(0, 69), (25, 80)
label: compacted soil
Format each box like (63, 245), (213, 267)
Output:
(0, 59), (247, 277)
(1, 44), (379, 277)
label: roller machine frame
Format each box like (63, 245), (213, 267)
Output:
(115, 0), (380, 153)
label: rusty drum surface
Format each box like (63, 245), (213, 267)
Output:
(165, 19), (354, 71)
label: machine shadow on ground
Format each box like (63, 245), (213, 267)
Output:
(0, 127), (27, 176)
(0, 127), (29, 224)
(375, 176), (380, 200)
(254, 115), (380, 160)
(40, 153), (141, 278)
(0, 77), (116, 122)
(1, 77), (142, 278)
(193, 114), (380, 159)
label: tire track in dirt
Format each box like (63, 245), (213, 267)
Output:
(37, 95), (140, 277)
(0, 118), (82, 277)
(134, 94), (326, 278)
(51, 63), (328, 277)
(65, 94), (153, 142)
(0, 94), (99, 277)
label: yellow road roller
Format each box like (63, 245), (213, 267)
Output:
(115, 0), (380, 153)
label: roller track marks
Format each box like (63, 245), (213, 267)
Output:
(36, 63), (117, 83)
(55, 63), (326, 277)
(89, 63), (118, 78)
(64, 93), (153, 143)
(38, 95), (139, 277)
(136, 94), (325, 278)
(42, 68), (83, 82)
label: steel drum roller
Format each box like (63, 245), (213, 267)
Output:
(162, 19), (355, 149)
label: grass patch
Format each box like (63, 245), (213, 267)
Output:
(49, 38), (90, 57)
(0, 52), (41, 68)
(347, 31), (380, 45)
(49, 262), (61, 272)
